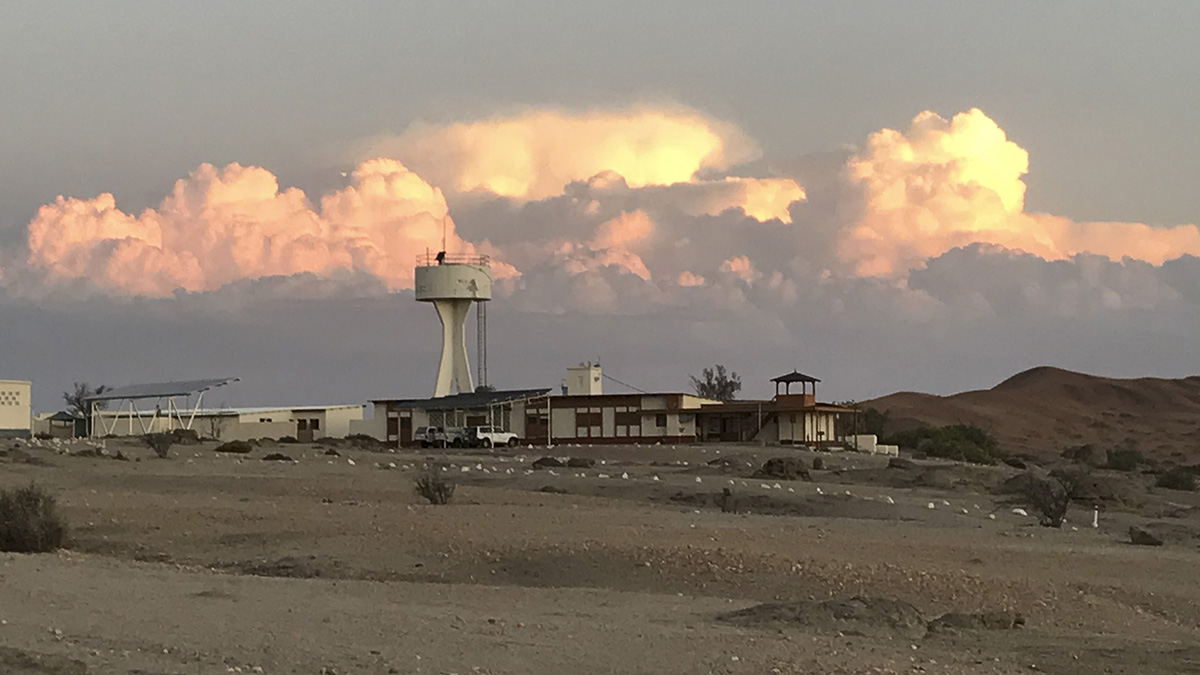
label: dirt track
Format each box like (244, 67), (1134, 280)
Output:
(3, 438), (1200, 674)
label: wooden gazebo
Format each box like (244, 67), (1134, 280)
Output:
(770, 370), (820, 398)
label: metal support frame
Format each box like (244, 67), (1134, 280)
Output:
(91, 391), (207, 438)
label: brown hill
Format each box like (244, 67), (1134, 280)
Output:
(867, 366), (1200, 460)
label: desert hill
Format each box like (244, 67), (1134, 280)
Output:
(867, 366), (1200, 460)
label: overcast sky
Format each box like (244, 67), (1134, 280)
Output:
(1, 2), (1198, 411)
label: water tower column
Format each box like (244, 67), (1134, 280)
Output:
(432, 299), (474, 398)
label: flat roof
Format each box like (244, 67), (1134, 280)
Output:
(86, 377), (239, 402)
(377, 388), (551, 411)
(699, 400), (855, 413)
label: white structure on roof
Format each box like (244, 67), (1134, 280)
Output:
(415, 253), (491, 398)
(0, 380), (32, 439)
(93, 404), (363, 442)
(566, 362), (602, 396)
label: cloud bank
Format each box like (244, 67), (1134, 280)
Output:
(6, 104), (1199, 323)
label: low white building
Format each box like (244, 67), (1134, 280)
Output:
(0, 379), (32, 439)
(93, 404), (363, 442)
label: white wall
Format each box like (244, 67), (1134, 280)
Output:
(0, 380), (32, 435)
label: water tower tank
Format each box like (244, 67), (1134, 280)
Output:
(415, 253), (492, 398)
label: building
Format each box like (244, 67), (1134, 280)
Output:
(694, 371), (854, 447)
(369, 364), (717, 447)
(367, 389), (551, 447)
(32, 411), (84, 439)
(0, 379), (32, 439)
(93, 404), (363, 442)
(529, 390), (716, 444)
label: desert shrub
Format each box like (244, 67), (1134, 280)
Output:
(277, 436), (299, 444)
(1156, 467), (1197, 492)
(885, 424), (1004, 465)
(0, 484), (67, 552)
(1104, 446), (1144, 472)
(214, 440), (253, 454)
(169, 428), (201, 445)
(143, 433), (173, 459)
(414, 470), (455, 505)
(1018, 471), (1083, 528)
(34, 432), (54, 440)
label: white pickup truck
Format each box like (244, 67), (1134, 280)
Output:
(460, 426), (520, 449)
(413, 426), (449, 448)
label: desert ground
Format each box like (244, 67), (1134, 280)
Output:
(3, 435), (1200, 675)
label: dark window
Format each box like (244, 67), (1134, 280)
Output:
(655, 414), (667, 428)
(297, 419), (308, 431)
(310, 419), (320, 430)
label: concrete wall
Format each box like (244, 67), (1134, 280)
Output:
(350, 416), (385, 441)
(0, 380), (32, 437)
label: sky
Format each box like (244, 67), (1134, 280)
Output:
(1, 2), (1198, 411)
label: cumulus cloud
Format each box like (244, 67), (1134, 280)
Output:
(24, 159), (478, 296)
(12, 103), (1200, 320)
(840, 108), (1200, 276)
(369, 105), (758, 200)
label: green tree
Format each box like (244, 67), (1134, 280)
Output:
(63, 382), (109, 418)
(690, 365), (742, 402)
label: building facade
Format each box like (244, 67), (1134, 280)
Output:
(0, 380), (32, 439)
(93, 404), (363, 442)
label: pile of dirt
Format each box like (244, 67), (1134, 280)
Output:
(927, 611), (1024, 634)
(214, 440), (253, 454)
(230, 555), (339, 579)
(868, 366), (1200, 461)
(706, 455), (756, 472)
(753, 457), (811, 482)
(1129, 526), (1164, 547)
(532, 457), (564, 469)
(718, 596), (927, 639)
(261, 453), (294, 462)
(566, 457), (595, 468)
(317, 435), (386, 451)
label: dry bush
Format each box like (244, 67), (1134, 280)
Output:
(0, 484), (67, 553)
(414, 469), (455, 505)
(144, 433), (174, 459)
(1021, 469), (1086, 528)
(214, 440), (253, 454)
(1157, 467), (1197, 492)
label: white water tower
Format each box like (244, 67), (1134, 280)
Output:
(415, 252), (492, 397)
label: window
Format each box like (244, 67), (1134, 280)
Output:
(297, 419), (308, 431)
(655, 414), (667, 428)
(310, 419), (320, 430)
(679, 414), (694, 423)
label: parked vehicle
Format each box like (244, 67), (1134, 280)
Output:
(413, 426), (448, 448)
(461, 425), (520, 449)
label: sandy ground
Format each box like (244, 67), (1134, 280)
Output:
(3, 437), (1200, 674)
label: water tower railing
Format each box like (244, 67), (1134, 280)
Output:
(416, 253), (490, 267)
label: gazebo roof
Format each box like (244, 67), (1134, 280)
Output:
(770, 370), (821, 384)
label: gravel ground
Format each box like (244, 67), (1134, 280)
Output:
(2, 437), (1199, 674)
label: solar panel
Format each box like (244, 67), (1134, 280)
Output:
(85, 377), (239, 401)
